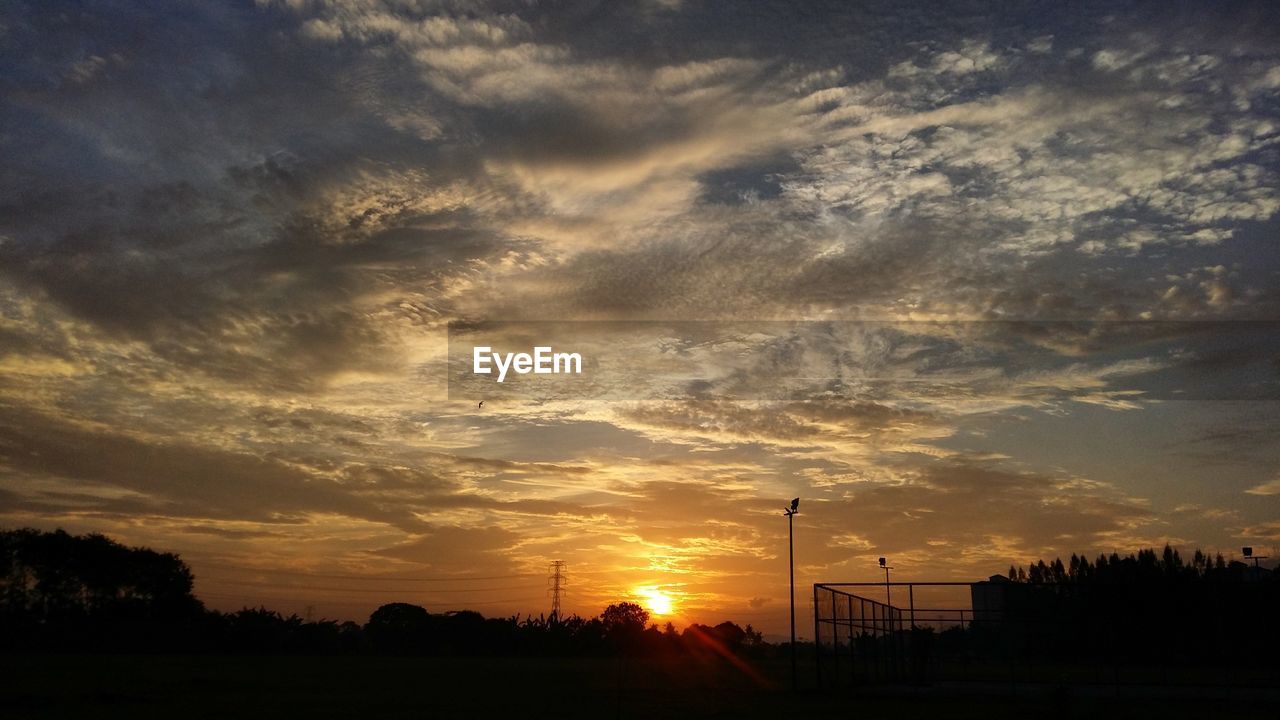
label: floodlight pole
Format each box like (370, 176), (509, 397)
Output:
(879, 557), (894, 607)
(785, 500), (799, 692)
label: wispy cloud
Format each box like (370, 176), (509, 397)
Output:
(1245, 478), (1280, 496)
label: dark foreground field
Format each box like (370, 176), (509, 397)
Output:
(2, 654), (1276, 720)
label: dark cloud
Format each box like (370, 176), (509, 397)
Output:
(0, 407), (429, 530)
(372, 525), (520, 570)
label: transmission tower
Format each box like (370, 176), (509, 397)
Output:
(548, 560), (566, 620)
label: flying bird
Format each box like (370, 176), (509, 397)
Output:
(478, 400), (484, 409)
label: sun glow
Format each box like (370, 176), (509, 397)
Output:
(636, 586), (675, 616)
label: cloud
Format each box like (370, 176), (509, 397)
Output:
(0, 407), (437, 531)
(1237, 521), (1280, 542)
(1245, 477), (1280, 496)
(372, 525), (521, 570)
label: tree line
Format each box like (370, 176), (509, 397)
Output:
(0, 528), (770, 657)
(971, 545), (1279, 665)
(1006, 545), (1261, 585)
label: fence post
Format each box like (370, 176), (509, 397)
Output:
(848, 594), (856, 687)
(831, 591), (839, 684)
(813, 584), (822, 690)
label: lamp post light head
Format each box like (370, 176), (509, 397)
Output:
(1243, 546), (1253, 557)
(879, 557), (887, 568)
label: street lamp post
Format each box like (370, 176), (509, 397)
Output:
(879, 556), (893, 607)
(784, 497), (799, 691)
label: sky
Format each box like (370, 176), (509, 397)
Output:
(1, 0), (1278, 635)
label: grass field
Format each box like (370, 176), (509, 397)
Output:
(1, 654), (1276, 719)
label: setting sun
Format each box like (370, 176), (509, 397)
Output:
(636, 587), (675, 616)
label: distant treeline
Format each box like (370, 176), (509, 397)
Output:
(970, 545), (1279, 665)
(0, 528), (769, 657)
(1007, 545), (1262, 585)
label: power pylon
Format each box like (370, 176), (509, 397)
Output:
(548, 560), (566, 620)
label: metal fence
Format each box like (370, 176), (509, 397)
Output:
(814, 582), (976, 687)
(813, 580), (1278, 690)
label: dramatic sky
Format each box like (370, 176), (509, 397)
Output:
(2, 0), (1279, 634)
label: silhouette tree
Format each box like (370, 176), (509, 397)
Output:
(600, 602), (648, 652)
(0, 527), (202, 650)
(600, 602), (649, 637)
(712, 621), (747, 651)
(365, 602), (432, 654)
